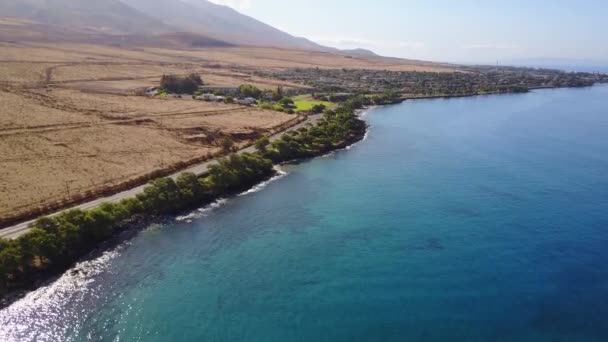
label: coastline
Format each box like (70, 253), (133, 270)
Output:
(5, 82), (605, 236)
(2, 82), (605, 308)
(399, 92), (511, 101)
(0, 106), (367, 304)
(396, 82), (608, 103)
(3, 83), (602, 305)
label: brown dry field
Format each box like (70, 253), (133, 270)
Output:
(0, 35), (458, 220)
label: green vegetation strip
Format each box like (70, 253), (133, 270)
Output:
(0, 98), (368, 296)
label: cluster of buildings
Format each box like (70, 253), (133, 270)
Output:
(255, 67), (608, 96)
(195, 93), (257, 106)
(144, 85), (258, 106)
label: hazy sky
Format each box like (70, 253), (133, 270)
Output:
(209, 0), (608, 65)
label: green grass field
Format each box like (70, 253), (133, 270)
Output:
(259, 95), (334, 113)
(292, 95), (333, 112)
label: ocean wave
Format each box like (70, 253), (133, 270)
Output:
(345, 127), (371, 150)
(357, 106), (377, 118)
(176, 166), (288, 222)
(0, 247), (124, 342)
(239, 166), (288, 196)
(175, 198), (229, 223)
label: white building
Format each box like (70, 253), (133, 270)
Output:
(236, 97), (257, 105)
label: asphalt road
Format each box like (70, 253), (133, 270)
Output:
(0, 114), (321, 239)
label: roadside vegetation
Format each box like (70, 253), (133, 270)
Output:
(0, 97), (368, 296)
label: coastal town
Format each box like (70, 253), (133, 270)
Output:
(255, 66), (608, 97)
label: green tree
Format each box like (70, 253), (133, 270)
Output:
(221, 137), (235, 152)
(239, 84), (262, 99)
(0, 244), (23, 286)
(18, 229), (60, 265)
(83, 208), (115, 243)
(137, 178), (183, 214)
(311, 104), (326, 114)
(279, 97), (294, 109)
(254, 136), (270, 154)
(160, 74), (203, 94)
(119, 198), (144, 215)
(176, 172), (207, 205)
(31, 216), (60, 233)
(273, 86), (284, 101)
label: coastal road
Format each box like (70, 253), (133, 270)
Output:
(0, 114), (322, 240)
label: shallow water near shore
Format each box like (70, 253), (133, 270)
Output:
(2, 85), (608, 341)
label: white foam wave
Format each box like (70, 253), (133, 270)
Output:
(345, 126), (371, 150)
(357, 106), (377, 118)
(175, 198), (229, 223)
(239, 166), (288, 196)
(176, 167), (288, 222)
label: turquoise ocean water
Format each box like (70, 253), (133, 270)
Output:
(2, 85), (608, 341)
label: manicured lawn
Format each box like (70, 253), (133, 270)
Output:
(292, 95), (333, 112)
(259, 95), (334, 113)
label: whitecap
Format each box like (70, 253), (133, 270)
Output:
(239, 166), (288, 196)
(175, 198), (229, 222)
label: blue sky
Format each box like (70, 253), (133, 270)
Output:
(210, 0), (608, 65)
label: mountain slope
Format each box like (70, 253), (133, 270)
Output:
(121, 0), (326, 50)
(0, 0), (171, 34)
(0, 0), (375, 53)
(342, 48), (379, 57)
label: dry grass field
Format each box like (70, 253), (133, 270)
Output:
(0, 21), (459, 223)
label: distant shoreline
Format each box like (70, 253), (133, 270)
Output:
(397, 82), (608, 102)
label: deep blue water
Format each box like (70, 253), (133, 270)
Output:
(2, 85), (608, 342)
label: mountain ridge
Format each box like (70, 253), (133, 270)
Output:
(0, 0), (172, 34)
(121, 0), (327, 50)
(0, 0), (378, 54)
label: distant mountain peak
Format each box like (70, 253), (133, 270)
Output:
(121, 0), (327, 50)
(0, 0), (382, 54)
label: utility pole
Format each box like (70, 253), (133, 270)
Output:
(65, 180), (74, 198)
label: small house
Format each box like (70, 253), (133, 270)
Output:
(197, 93), (217, 101)
(237, 97), (257, 106)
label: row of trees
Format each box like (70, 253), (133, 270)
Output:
(0, 102), (366, 294)
(255, 96), (367, 162)
(0, 153), (273, 292)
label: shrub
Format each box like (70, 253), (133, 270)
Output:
(239, 84), (263, 99)
(311, 104), (326, 114)
(279, 97), (295, 108)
